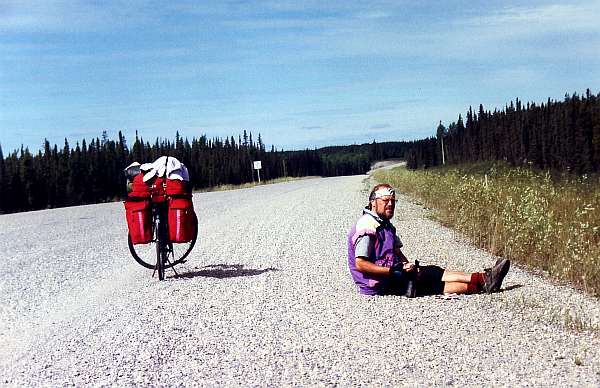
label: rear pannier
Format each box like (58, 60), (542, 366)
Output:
(166, 179), (190, 196)
(125, 199), (153, 244)
(129, 174), (151, 198)
(150, 177), (167, 203)
(168, 197), (196, 243)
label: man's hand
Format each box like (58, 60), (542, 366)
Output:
(389, 264), (406, 283)
(403, 262), (416, 272)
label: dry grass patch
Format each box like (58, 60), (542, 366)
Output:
(375, 163), (600, 296)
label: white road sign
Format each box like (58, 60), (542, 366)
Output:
(253, 161), (262, 170)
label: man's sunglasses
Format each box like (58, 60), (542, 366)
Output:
(375, 196), (397, 204)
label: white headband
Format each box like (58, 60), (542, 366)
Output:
(370, 187), (395, 200)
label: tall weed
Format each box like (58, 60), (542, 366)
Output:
(375, 163), (600, 296)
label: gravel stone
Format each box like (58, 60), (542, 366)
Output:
(1, 175), (599, 386)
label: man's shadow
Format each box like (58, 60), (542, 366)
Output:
(175, 264), (278, 279)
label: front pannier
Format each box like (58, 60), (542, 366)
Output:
(125, 199), (153, 244)
(168, 197), (196, 243)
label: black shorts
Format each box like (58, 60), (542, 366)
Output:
(415, 265), (445, 296)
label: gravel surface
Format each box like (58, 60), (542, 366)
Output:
(1, 175), (599, 386)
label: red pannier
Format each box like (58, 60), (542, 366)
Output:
(168, 197), (196, 243)
(150, 177), (167, 203)
(125, 199), (153, 244)
(166, 179), (191, 196)
(129, 174), (151, 198)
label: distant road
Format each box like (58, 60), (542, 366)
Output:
(368, 159), (406, 174)
(1, 175), (599, 385)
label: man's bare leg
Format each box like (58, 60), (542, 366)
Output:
(443, 281), (471, 294)
(441, 270), (483, 294)
(441, 270), (472, 283)
(434, 259), (510, 295)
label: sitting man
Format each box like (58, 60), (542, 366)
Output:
(347, 183), (510, 296)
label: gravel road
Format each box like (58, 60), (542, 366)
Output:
(1, 175), (599, 386)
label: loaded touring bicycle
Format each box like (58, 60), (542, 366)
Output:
(124, 156), (198, 280)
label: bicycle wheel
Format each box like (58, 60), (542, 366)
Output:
(128, 234), (158, 269)
(165, 211), (198, 268)
(128, 210), (198, 269)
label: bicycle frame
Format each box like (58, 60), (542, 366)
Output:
(152, 201), (174, 280)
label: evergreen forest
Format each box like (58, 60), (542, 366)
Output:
(2, 88), (599, 214)
(0, 130), (409, 214)
(406, 90), (600, 172)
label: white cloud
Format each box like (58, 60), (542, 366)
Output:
(0, 0), (154, 32)
(249, 1), (600, 62)
(461, 2), (600, 35)
(507, 3), (596, 28)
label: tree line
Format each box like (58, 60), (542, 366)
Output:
(0, 131), (409, 214)
(406, 89), (600, 173)
(4, 88), (597, 214)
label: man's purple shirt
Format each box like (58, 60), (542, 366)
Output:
(347, 209), (403, 295)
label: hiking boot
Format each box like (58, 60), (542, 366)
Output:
(482, 258), (505, 273)
(483, 258), (510, 293)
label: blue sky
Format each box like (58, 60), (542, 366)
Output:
(1, 0), (600, 153)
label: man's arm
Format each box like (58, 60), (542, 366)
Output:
(356, 256), (415, 275)
(354, 234), (414, 276)
(353, 235), (388, 276)
(355, 257), (392, 277)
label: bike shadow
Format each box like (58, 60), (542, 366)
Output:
(174, 264), (278, 279)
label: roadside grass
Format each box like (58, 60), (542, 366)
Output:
(374, 162), (600, 297)
(196, 176), (319, 193)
